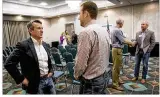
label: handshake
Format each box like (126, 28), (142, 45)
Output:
(129, 41), (136, 47)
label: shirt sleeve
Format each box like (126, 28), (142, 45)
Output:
(74, 31), (91, 78)
(115, 30), (125, 43)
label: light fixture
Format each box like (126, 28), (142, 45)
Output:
(120, 2), (123, 4)
(150, 0), (154, 1)
(39, 2), (48, 6)
(65, 0), (82, 10)
(16, 15), (23, 20)
(105, 0), (115, 8)
(19, 0), (29, 3)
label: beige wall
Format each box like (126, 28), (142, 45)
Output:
(48, 1), (159, 43)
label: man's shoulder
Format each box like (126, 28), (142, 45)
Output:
(136, 31), (141, 35)
(18, 38), (30, 45)
(147, 29), (154, 34)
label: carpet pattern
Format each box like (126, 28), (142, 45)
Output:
(3, 57), (159, 94)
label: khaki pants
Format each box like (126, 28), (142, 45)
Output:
(112, 48), (123, 87)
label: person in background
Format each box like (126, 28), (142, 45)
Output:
(74, 1), (110, 94)
(4, 20), (56, 94)
(60, 33), (65, 45)
(111, 18), (135, 91)
(71, 30), (78, 45)
(132, 21), (155, 83)
(64, 30), (72, 45)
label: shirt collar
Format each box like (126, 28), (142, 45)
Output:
(141, 29), (148, 33)
(31, 37), (42, 45)
(84, 20), (96, 27)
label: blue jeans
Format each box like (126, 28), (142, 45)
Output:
(134, 50), (150, 79)
(38, 76), (56, 94)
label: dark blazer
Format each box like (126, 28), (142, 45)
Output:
(135, 29), (155, 54)
(4, 38), (53, 94)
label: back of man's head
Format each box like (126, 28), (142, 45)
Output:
(81, 1), (98, 19)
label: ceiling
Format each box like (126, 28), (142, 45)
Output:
(3, 0), (67, 8)
(3, 0), (159, 17)
(3, 0), (158, 9)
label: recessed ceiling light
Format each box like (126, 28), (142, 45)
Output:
(40, 2), (48, 6)
(120, 2), (123, 4)
(16, 15), (23, 20)
(150, 0), (154, 1)
(19, 0), (29, 3)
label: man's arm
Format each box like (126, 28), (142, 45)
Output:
(74, 32), (91, 79)
(4, 42), (25, 84)
(45, 43), (54, 77)
(147, 32), (155, 52)
(115, 30), (134, 46)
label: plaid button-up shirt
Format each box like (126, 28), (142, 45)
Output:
(74, 20), (110, 80)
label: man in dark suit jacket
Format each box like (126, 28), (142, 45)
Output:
(132, 21), (155, 83)
(71, 31), (78, 45)
(4, 20), (56, 94)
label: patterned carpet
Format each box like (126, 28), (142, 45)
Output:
(3, 57), (159, 94)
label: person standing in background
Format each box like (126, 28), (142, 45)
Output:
(132, 21), (155, 83)
(111, 18), (135, 91)
(71, 30), (78, 45)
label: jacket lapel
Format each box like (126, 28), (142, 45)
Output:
(143, 29), (149, 42)
(42, 42), (50, 58)
(28, 38), (39, 64)
(138, 32), (142, 46)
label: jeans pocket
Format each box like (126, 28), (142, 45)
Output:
(117, 49), (122, 55)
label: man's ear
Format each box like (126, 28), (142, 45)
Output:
(84, 10), (89, 18)
(28, 28), (32, 34)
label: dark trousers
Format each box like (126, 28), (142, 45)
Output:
(79, 73), (106, 94)
(134, 49), (150, 79)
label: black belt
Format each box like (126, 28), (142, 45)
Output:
(40, 74), (48, 78)
(113, 47), (122, 49)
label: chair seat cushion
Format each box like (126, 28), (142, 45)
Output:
(73, 80), (80, 85)
(53, 71), (64, 78)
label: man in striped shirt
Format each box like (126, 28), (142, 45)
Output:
(74, 1), (110, 94)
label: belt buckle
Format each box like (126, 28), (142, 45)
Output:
(41, 74), (48, 78)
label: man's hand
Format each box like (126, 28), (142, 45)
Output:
(129, 42), (136, 47)
(22, 78), (29, 86)
(47, 72), (53, 77)
(74, 75), (79, 80)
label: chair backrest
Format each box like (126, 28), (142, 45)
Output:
(65, 45), (71, 52)
(3, 55), (7, 63)
(58, 45), (63, 49)
(66, 62), (75, 80)
(70, 48), (77, 59)
(3, 50), (8, 57)
(51, 52), (62, 64)
(51, 47), (58, 53)
(123, 44), (128, 54)
(9, 46), (14, 52)
(72, 45), (77, 49)
(4, 49), (10, 56)
(59, 48), (67, 58)
(63, 52), (73, 63)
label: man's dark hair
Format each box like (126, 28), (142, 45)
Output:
(81, 1), (98, 19)
(27, 20), (42, 35)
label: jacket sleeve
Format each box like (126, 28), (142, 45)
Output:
(147, 32), (155, 52)
(46, 43), (54, 73)
(4, 42), (25, 84)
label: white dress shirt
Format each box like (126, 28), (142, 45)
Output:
(31, 37), (49, 76)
